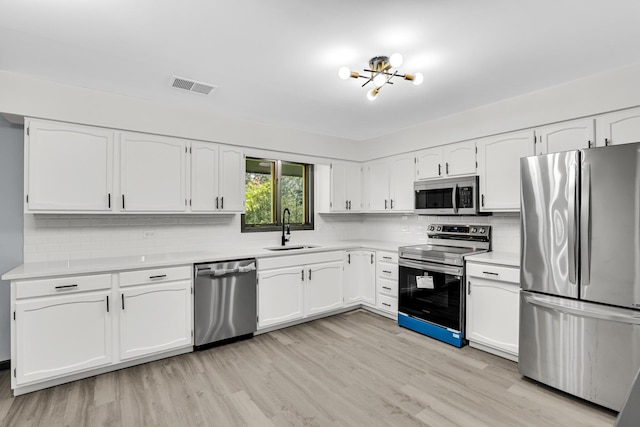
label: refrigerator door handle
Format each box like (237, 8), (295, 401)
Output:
(567, 162), (578, 285)
(581, 164), (591, 287)
(524, 293), (640, 325)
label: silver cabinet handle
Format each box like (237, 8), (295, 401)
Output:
(121, 294), (125, 310)
(468, 281), (471, 295)
(482, 271), (499, 276)
(106, 296), (110, 312)
(221, 197), (224, 209)
(371, 254), (374, 264)
(438, 164), (441, 176)
(55, 284), (78, 290)
(384, 199), (388, 209)
(382, 302), (391, 307)
(382, 286), (392, 290)
(382, 256), (392, 260)
(301, 270), (304, 281)
(347, 254), (351, 264)
(446, 162), (449, 175)
(390, 199), (394, 209)
(308, 269), (312, 281)
(216, 196), (219, 209)
(346, 200), (349, 210)
(149, 274), (167, 280)
(383, 270), (392, 274)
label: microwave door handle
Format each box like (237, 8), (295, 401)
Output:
(452, 183), (458, 214)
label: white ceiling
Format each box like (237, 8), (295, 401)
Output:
(1, 0), (640, 141)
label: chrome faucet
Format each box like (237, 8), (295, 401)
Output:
(281, 208), (291, 246)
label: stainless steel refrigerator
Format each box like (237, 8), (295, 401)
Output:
(519, 143), (640, 411)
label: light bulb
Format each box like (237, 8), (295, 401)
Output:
(413, 72), (424, 86)
(338, 66), (351, 80)
(373, 73), (386, 88)
(367, 89), (378, 101)
(389, 53), (403, 68)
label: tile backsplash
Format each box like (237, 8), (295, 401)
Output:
(23, 212), (519, 263)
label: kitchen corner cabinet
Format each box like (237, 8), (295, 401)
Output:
(595, 107), (640, 146)
(119, 132), (187, 212)
(25, 119), (114, 212)
(364, 154), (414, 212)
(415, 141), (476, 180)
(535, 118), (595, 154)
(190, 142), (245, 212)
(330, 161), (362, 212)
(257, 252), (344, 330)
(477, 130), (534, 212)
(344, 250), (376, 307)
(465, 262), (519, 361)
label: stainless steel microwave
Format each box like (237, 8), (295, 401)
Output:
(414, 176), (481, 215)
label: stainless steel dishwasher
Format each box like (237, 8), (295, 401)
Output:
(194, 259), (257, 349)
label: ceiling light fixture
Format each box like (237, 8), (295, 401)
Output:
(338, 54), (423, 101)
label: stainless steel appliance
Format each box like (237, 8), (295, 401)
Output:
(194, 259), (257, 349)
(398, 224), (491, 347)
(519, 143), (640, 411)
(414, 176), (483, 215)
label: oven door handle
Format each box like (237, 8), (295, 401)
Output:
(399, 259), (463, 276)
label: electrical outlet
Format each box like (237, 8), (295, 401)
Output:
(143, 230), (156, 239)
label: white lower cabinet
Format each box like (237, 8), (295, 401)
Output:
(465, 261), (520, 361)
(375, 251), (399, 316)
(344, 250), (376, 307)
(14, 290), (112, 385)
(257, 252), (344, 330)
(119, 280), (193, 360)
(10, 266), (193, 394)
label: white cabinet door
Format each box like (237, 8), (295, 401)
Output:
(306, 261), (344, 316)
(120, 132), (187, 212)
(466, 277), (519, 357)
(365, 160), (390, 211)
(444, 140), (476, 177)
(26, 119), (113, 212)
(258, 266), (304, 328)
(389, 155), (414, 211)
(219, 145), (245, 212)
(415, 147), (443, 180)
(477, 130), (534, 212)
(345, 163), (362, 212)
(190, 141), (219, 212)
(596, 107), (640, 146)
(330, 162), (348, 212)
(14, 291), (112, 385)
(536, 119), (595, 154)
(119, 280), (192, 360)
(345, 251), (376, 306)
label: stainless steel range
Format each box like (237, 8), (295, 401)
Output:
(398, 224), (491, 347)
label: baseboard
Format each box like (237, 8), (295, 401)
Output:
(0, 360), (10, 371)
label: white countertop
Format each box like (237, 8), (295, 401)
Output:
(465, 251), (520, 268)
(1, 239), (408, 281)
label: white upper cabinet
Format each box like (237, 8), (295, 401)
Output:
(415, 141), (476, 180)
(596, 107), (640, 146)
(535, 118), (595, 154)
(119, 132), (187, 212)
(477, 130), (535, 212)
(26, 119), (114, 212)
(364, 154), (413, 212)
(190, 142), (244, 212)
(330, 161), (362, 212)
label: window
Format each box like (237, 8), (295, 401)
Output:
(241, 157), (314, 232)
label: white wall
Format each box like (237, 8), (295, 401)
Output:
(0, 71), (360, 162)
(361, 62), (640, 160)
(0, 116), (24, 362)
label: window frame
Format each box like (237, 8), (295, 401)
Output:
(241, 157), (314, 233)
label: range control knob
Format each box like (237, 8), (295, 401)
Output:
(436, 226), (442, 231)
(428, 225), (434, 231)
(471, 227), (478, 233)
(479, 227), (486, 233)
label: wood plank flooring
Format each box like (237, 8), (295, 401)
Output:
(0, 310), (617, 426)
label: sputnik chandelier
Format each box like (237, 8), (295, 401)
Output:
(338, 53), (423, 101)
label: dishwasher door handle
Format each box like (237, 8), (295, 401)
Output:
(196, 262), (256, 277)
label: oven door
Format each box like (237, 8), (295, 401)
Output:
(398, 258), (464, 332)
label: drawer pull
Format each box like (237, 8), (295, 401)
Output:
(54, 284), (78, 290)
(482, 271), (499, 276)
(149, 274), (167, 280)
(382, 256), (392, 260)
(382, 270), (392, 274)
(382, 286), (392, 290)
(382, 303), (391, 307)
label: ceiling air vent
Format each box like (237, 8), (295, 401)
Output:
(170, 76), (217, 95)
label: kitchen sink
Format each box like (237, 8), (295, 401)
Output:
(265, 245), (319, 251)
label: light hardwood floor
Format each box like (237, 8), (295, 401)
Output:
(0, 310), (617, 426)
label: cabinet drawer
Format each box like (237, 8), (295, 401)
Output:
(16, 274), (112, 299)
(466, 262), (519, 283)
(377, 251), (398, 264)
(376, 263), (398, 280)
(377, 277), (398, 297)
(119, 265), (191, 287)
(377, 294), (398, 313)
